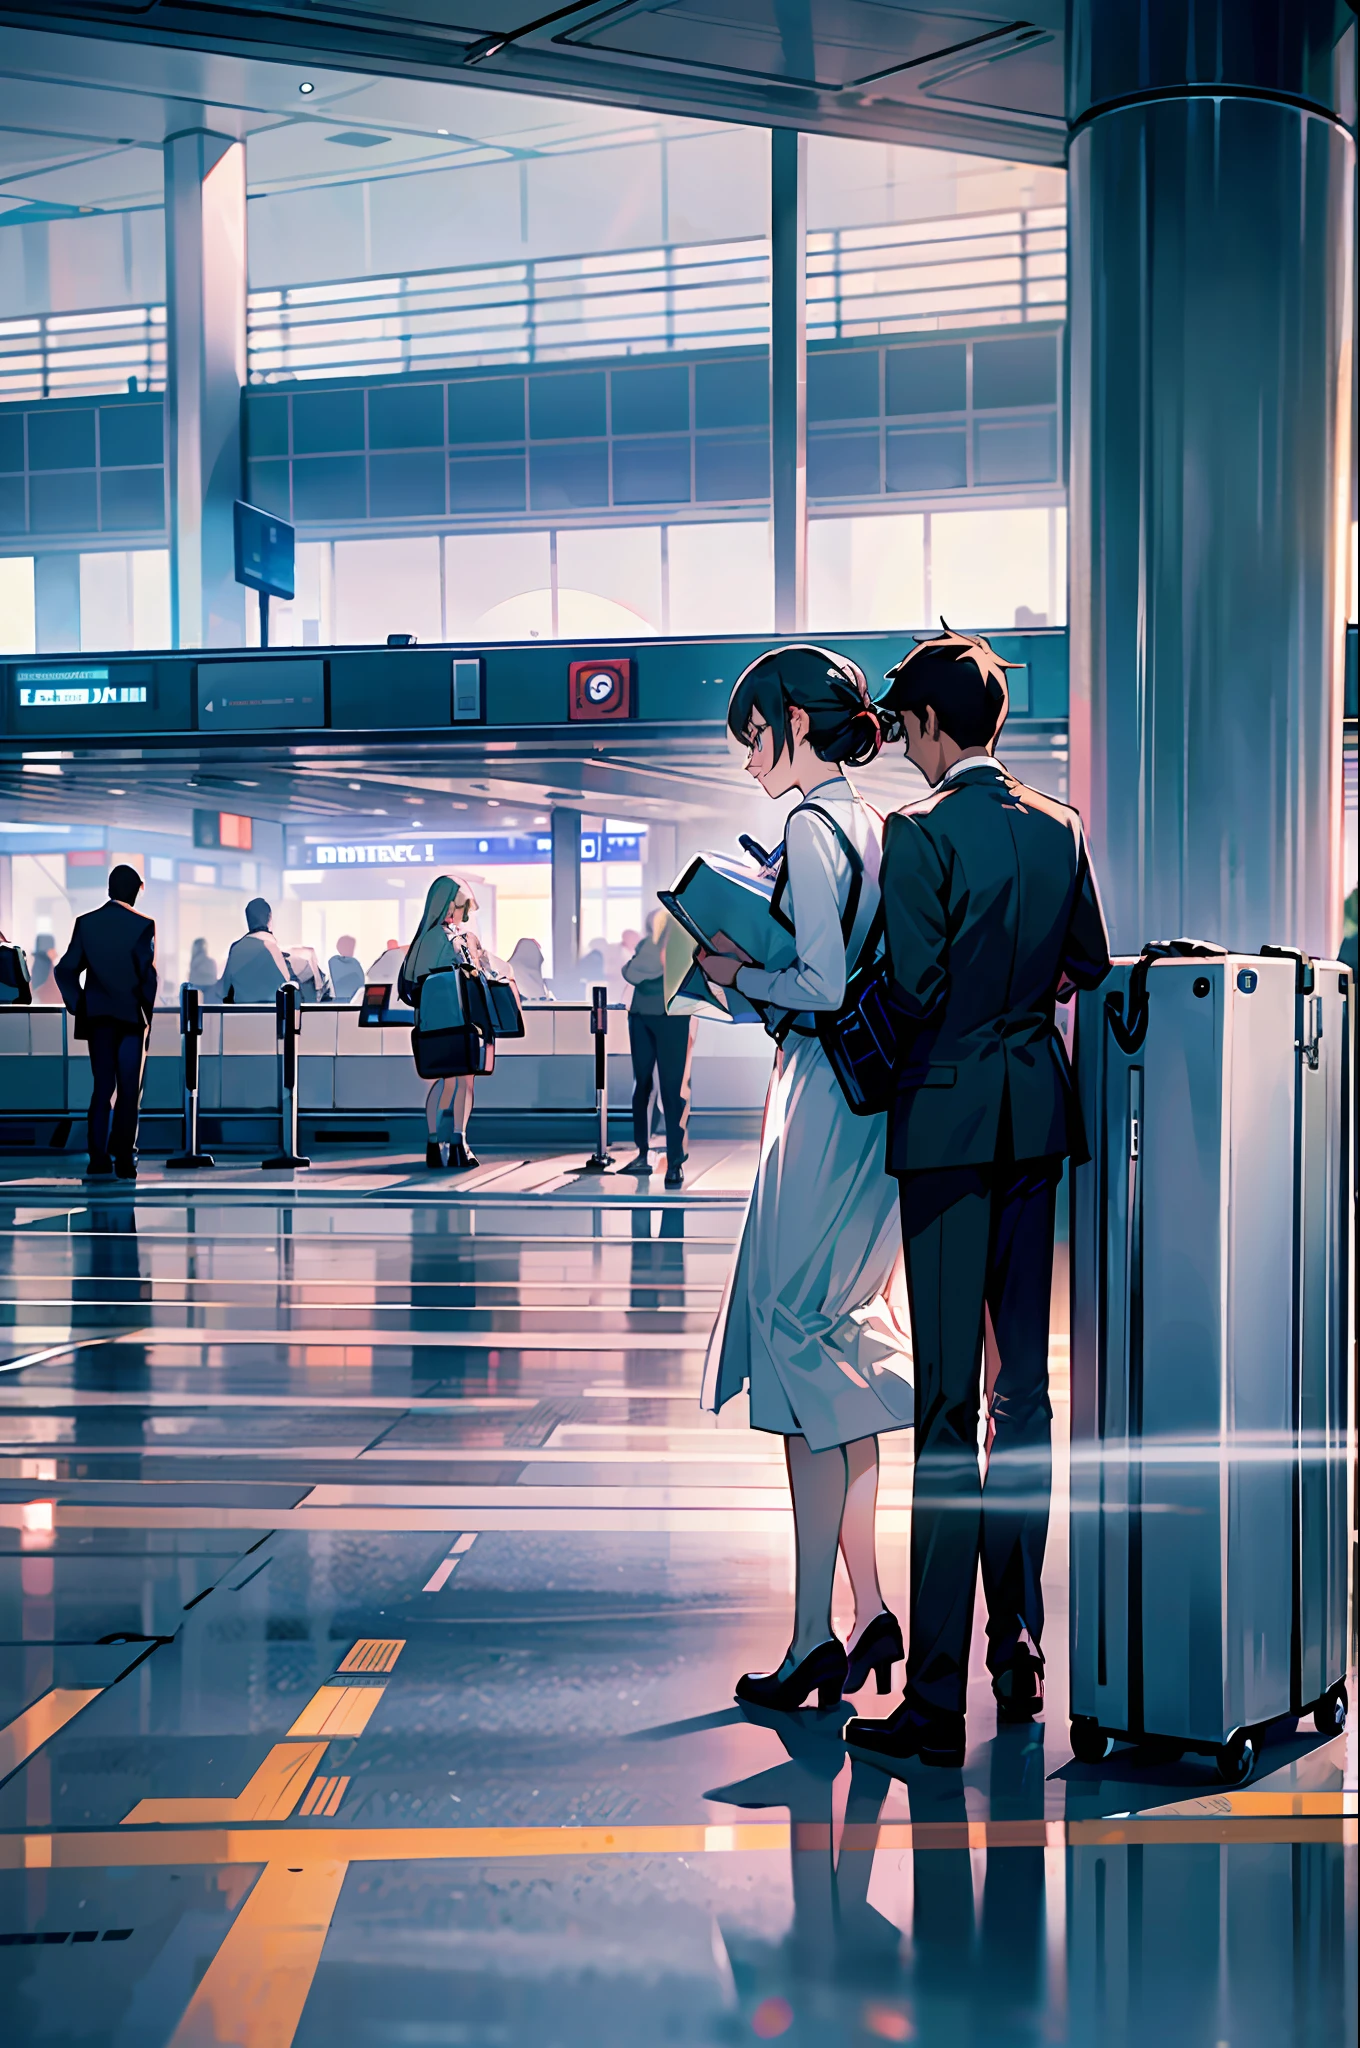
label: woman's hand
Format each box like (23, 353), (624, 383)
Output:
(696, 930), (753, 989)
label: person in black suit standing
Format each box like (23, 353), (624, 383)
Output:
(54, 864), (158, 1182)
(846, 627), (1111, 1769)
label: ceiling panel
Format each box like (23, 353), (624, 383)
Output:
(0, 2), (1069, 161)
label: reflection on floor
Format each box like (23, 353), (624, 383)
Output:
(0, 1146), (1353, 2046)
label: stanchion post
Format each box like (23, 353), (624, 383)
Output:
(166, 984), (215, 1169)
(584, 984), (613, 1171)
(262, 982), (310, 1169)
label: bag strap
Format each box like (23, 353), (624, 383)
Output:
(1105, 937), (1226, 1055)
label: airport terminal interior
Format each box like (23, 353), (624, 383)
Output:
(0, 2), (1357, 2043)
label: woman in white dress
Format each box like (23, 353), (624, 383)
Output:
(697, 646), (913, 1712)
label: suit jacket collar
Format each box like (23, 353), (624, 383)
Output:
(941, 757), (1007, 789)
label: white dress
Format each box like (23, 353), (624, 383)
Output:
(700, 777), (914, 1453)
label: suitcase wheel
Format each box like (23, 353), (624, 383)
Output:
(1313, 1683), (1348, 1738)
(1069, 1716), (1114, 1765)
(1214, 1732), (1255, 1786)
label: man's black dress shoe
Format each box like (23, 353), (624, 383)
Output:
(113, 1157), (137, 1182)
(844, 1696), (966, 1768)
(84, 1157), (113, 1180)
(992, 1645), (1044, 1723)
(735, 1638), (847, 1712)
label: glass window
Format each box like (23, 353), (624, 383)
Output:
(29, 472), (97, 533)
(611, 365), (689, 435)
(293, 455), (366, 522)
(247, 459), (291, 519)
(449, 378), (526, 445)
(97, 403), (163, 467)
(0, 477), (25, 535)
(972, 334), (1057, 409)
(667, 520), (771, 634)
(695, 434), (768, 502)
(886, 344), (966, 417)
(291, 388), (366, 455)
(368, 451), (446, 518)
(807, 350), (879, 422)
(79, 548), (169, 650)
(332, 535), (442, 644)
(0, 555), (35, 654)
(695, 358), (768, 429)
(557, 526), (662, 633)
(444, 531), (552, 638)
(808, 432), (881, 500)
(529, 443), (609, 510)
(807, 514), (925, 632)
(530, 372), (607, 441)
(930, 506), (1064, 630)
(972, 417), (1057, 486)
(886, 428), (967, 493)
(612, 439), (691, 506)
(27, 410), (95, 470)
(368, 383), (445, 449)
(449, 455), (525, 514)
(245, 391), (290, 459)
(99, 468), (166, 532)
(0, 417), (25, 472)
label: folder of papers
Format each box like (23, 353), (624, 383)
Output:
(659, 850), (796, 1024)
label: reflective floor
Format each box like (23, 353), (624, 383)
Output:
(0, 1146), (1354, 2047)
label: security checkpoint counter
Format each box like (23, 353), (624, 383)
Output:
(0, 999), (772, 1157)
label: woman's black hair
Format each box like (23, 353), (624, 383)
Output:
(726, 644), (883, 768)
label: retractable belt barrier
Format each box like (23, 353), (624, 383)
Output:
(583, 984), (614, 1172)
(165, 984), (215, 1170)
(263, 981), (310, 1170)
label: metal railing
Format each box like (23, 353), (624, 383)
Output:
(0, 207), (1066, 403)
(0, 305), (166, 403)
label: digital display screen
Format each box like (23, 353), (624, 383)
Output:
(13, 665), (154, 711)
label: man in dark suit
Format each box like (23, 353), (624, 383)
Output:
(54, 865), (158, 1182)
(846, 628), (1111, 1768)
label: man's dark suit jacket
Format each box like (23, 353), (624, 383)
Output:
(880, 759), (1111, 1174)
(54, 900), (158, 1032)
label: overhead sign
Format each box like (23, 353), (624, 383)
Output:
(289, 830), (645, 869)
(13, 663), (154, 710)
(196, 658), (325, 731)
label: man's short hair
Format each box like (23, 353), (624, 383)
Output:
(108, 865), (143, 905)
(245, 898), (272, 932)
(880, 623), (1022, 750)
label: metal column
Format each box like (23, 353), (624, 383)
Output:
(1066, 0), (1355, 958)
(551, 807), (582, 994)
(164, 130), (247, 650)
(770, 127), (807, 636)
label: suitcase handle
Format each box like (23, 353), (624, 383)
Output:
(1105, 938), (1226, 1055)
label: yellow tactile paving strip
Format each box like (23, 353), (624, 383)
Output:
(0, 1688), (103, 1781)
(337, 1639), (405, 1674)
(299, 1776), (350, 1819)
(286, 1686), (383, 1740)
(121, 1741), (329, 1827)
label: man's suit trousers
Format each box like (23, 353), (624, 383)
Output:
(897, 1157), (1061, 1717)
(628, 1013), (693, 1167)
(86, 1019), (147, 1166)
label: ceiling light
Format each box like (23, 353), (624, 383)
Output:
(437, 128), (449, 136)
(23, 764), (62, 776)
(487, 799), (499, 807)
(108, 787), (126, 796)
(533, 815), (548, 825)
(348, 782), (361, 790)
(299, 80), (315, 93)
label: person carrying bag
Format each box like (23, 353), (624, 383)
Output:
(398, 876), (524, 1172)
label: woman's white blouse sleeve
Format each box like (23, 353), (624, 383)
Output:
(734, 809), (846, 1014)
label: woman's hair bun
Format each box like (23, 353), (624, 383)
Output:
(819, 703), (883, 766)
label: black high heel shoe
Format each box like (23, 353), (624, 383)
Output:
(844, 1611), (905, 1695)
(735, 1638), (847, 1712)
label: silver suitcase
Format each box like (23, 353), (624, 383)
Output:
(1069, 944), (1352, 1783)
